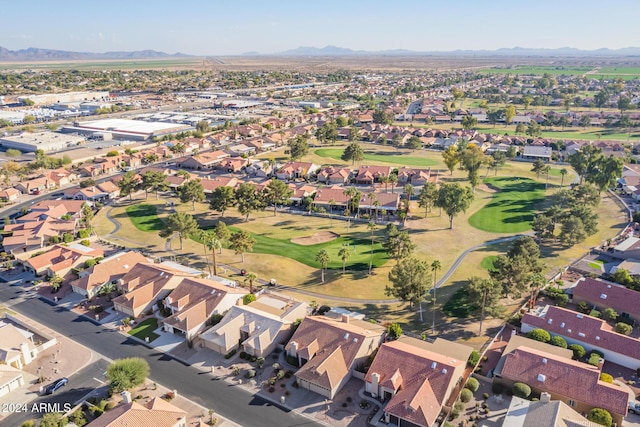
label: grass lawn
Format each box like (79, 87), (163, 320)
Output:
(125, 204), (164, 232)
(198, 225), (388, 271)
(128, 318), (160, 342)
(468, 177), (546, 233)
(315, 148), (438, 167)
(481, 255), (498, 272)
(479, 66), (593, 76)
(588, 260), (604, 269)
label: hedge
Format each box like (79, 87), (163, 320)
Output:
(465, 377), (480, 393)
(527, 328), (550, 343)
(460, 388), (473, 403)
(512, 382), (531, 398)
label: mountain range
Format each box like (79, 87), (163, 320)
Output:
(0, 47), (189, 61)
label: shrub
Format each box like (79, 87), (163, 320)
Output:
(387, 323), (402, 340)
(492, 382), (504, 394)
(80, 239), (91, 246)
(106, 357), (150, 393)
(614, 322), (632, 335)
(63, 233), (74, 243)
(603, 308), (618, 321)
(21, 421), (36, 427)
(245, 369), (256, 379)
(316, 305), (331, 315)
(527, 328), (550, 343)
(468, 350), (480, 367)
(590, 349), (604, 358)
(588, 353), (601, 366)
(239, 351), (248, 360)
(483, 392), (489, 399)
(256, 357), (265, 368)
(555, 293), (569, 307)
(512, 382), (532, 398)
(568, 344), (586, 360)
(577, 301), (589, 313)
(599, 373), (613, 383)
(589, 309), (601, 318)
(243, 294), (256, 305)
(465, 377), (480, 393)
(268, 386), (275, 393)
(85, 259), (97, 269)
(93, 305), (104, 313)
(549, 336), (567, 348)
(460, 388), (473, 403)
(224, 349), (237, 359)
(587, 408), (612, 427)
(78, 229), (91, 239)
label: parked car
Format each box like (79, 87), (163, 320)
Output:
(630, 401), (640, 414)
(44, 377), (68, 395)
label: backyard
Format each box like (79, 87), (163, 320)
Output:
(128, 317), (160, 342)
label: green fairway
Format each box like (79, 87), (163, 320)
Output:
(480, 66), (593, 76)
(481, 256), (498, 272)
(198, 226), (388, 271)
(315, 148), (438, 167)
(469, 177), (545, 233)
(128, 318), (159, 342)
(125, 204), (164, 232)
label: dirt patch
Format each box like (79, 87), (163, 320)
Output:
(291, 231), (340, 246)
(477, 183), (499, 193)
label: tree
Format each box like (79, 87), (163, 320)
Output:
(550, 335), (567, 348)
(244, 272), (258, 294)
(388, 173), (398, 194)
(435, 183), (474, 229)
(490, 151), (507, 176)
(288, 135), (309, 160)
(442, 146), (460, 175)
(526, 121), (542, 137)
(515, 123), (525, 134)
(106, 357), (150, 393)
(461, 115), (478, 130)
(386, 257), (431, 317)
(343, 186), (362, 217)
(559, 216), (587, 246)
(159, 212), (198, 250)
(392, 133), (403, 150)
(196, 120), (210, 133)
(39, 412), (67, 427)
(337, 244), (352, 274)
(178, 179), (205, 211)
(406, 136), (422, 151)
(522, 95), (532, 110)
(527, 328), (551, 343)
(5, 148), (21, 158)
(531, 159), (549, 179)
(587, 408), (612, 427)
(403, 184), (414, 212)
(568, 344), (586, 360)
(430, 259), (442, 330)
(341, 142), (364, 165)
(459, 145), (486, 190)
(467, 276), (502, 336)
(385, 230), (416, 262)
(367, 221), (377, 275)
(372, 109), (393, 125)
(243, 294), (256, 305)
(229, 230), (256, 263)
(560, 168), (568, 186)
(387, 323), (403, 340)
(235, 182), (264, 221)
(315, 249), (330, 283)
(201, 231), (222, 277)
(418, 182), (438, 219)
(262, 179), (293, 216)
(602, 307), (618, 321)
(532, 214), (553, 242)
(618, 96), (632, 113)
(81, 203), (94, 228)
(214, 221), (230, 252)
(50, 274), (63, 292)
(512, 383), (532, 399)
(209, 186), (236, 217)
(504, 105), (516, 125)
(506, 145), (518, 159)
(614, 322), (632, 335)
(141, 171), (169, 200)
(348, 127), (359, 142)
(117, 171), (138, 201)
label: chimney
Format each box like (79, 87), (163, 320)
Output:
(20, 342), (33, 365)
(371, 372), (380, 397)
(540, 392), (551, 403)
(341, 314), (350, 324)
(121, 390), (132, 404)
(289, 341), (298, 355)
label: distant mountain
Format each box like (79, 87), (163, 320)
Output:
(269, 45), (640, 57)
(0, 47), (191, 61)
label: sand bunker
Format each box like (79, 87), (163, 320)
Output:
(291, 231), (340, 245)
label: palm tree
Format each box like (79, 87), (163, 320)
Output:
(560, 168), (568, 186)
(367, 221), (377, 275)
(50, 274), (63, 293)
(430, 260), (442, 330)
(338, 244), (351, 275)
(403, 184), (414, 213)
(328, 198), (336, 226)
(389, 174), (398, 194)
(315, 249), (330, 283)
(244, 272), (257, 294)
(199, 230), (213, 276)
(201, 231), (222, 277)
(379, 175), (390, 193)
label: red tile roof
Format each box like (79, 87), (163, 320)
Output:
(572, 277), (640, 318)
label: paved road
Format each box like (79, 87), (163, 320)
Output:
(0, 284), (321, 427)
(3, 359), (109, 426)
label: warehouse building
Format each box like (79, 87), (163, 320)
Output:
(64, 118), (192, 141)
(17, 91), (110, 106)
(0, 132), (85, 153)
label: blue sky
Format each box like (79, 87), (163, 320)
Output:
(2, 0), (638, 55)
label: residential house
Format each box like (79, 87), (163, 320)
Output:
(285, 315), (385, 398)
(2, 218), (76, 255)
(610, 235), (640, 260)
(317, 167), (352, 185)
(364, 337), (472, 427)
(217, 157), (248, 173)
(201, 295), (308, 357)
(179, 150), (230, 170)
(0, 188), (20, 202)
(112, 263), (201, 318)
(227, 143), (256, 157)
(200, 177), (239, 196)
(245, 161), (275, 178)
(521, 146), (552, 162)
(396, 167), (438, 186)
(493, 345), (628, 426)
(503, 395), (601, 427)
(290, 184), (316, 207)
(0, 364), (24, 398)
(521, 304), (640, 369)
(71, 251), (150, 298)
(572, 277), (640, 325)
(0, 322), (37, 370)
(85, 394), (186, 427)
(24, 243), (104, 277)
(355, 165), (391, 185)
(276, 162), (319, 181)
(17, 199), (86, 223)
(14, 176), (54, 194)
(161, 278), (246, 339)
(245, 137), (276, 152)
(359, 192), (400, 216)
(66, 186), (110, 202)
(45, 168), (78, 187)
(313, 187), (350, 211)
(492, 334), (574, 378)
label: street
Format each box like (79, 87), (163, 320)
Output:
(0, 283), (321, 427)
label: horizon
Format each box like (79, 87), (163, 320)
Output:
(2, 0), (639, 56)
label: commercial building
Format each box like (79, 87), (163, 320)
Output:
(0, 131), (85, 153)
(66, 118), (192, 141)
(17, 91), (109, 106)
